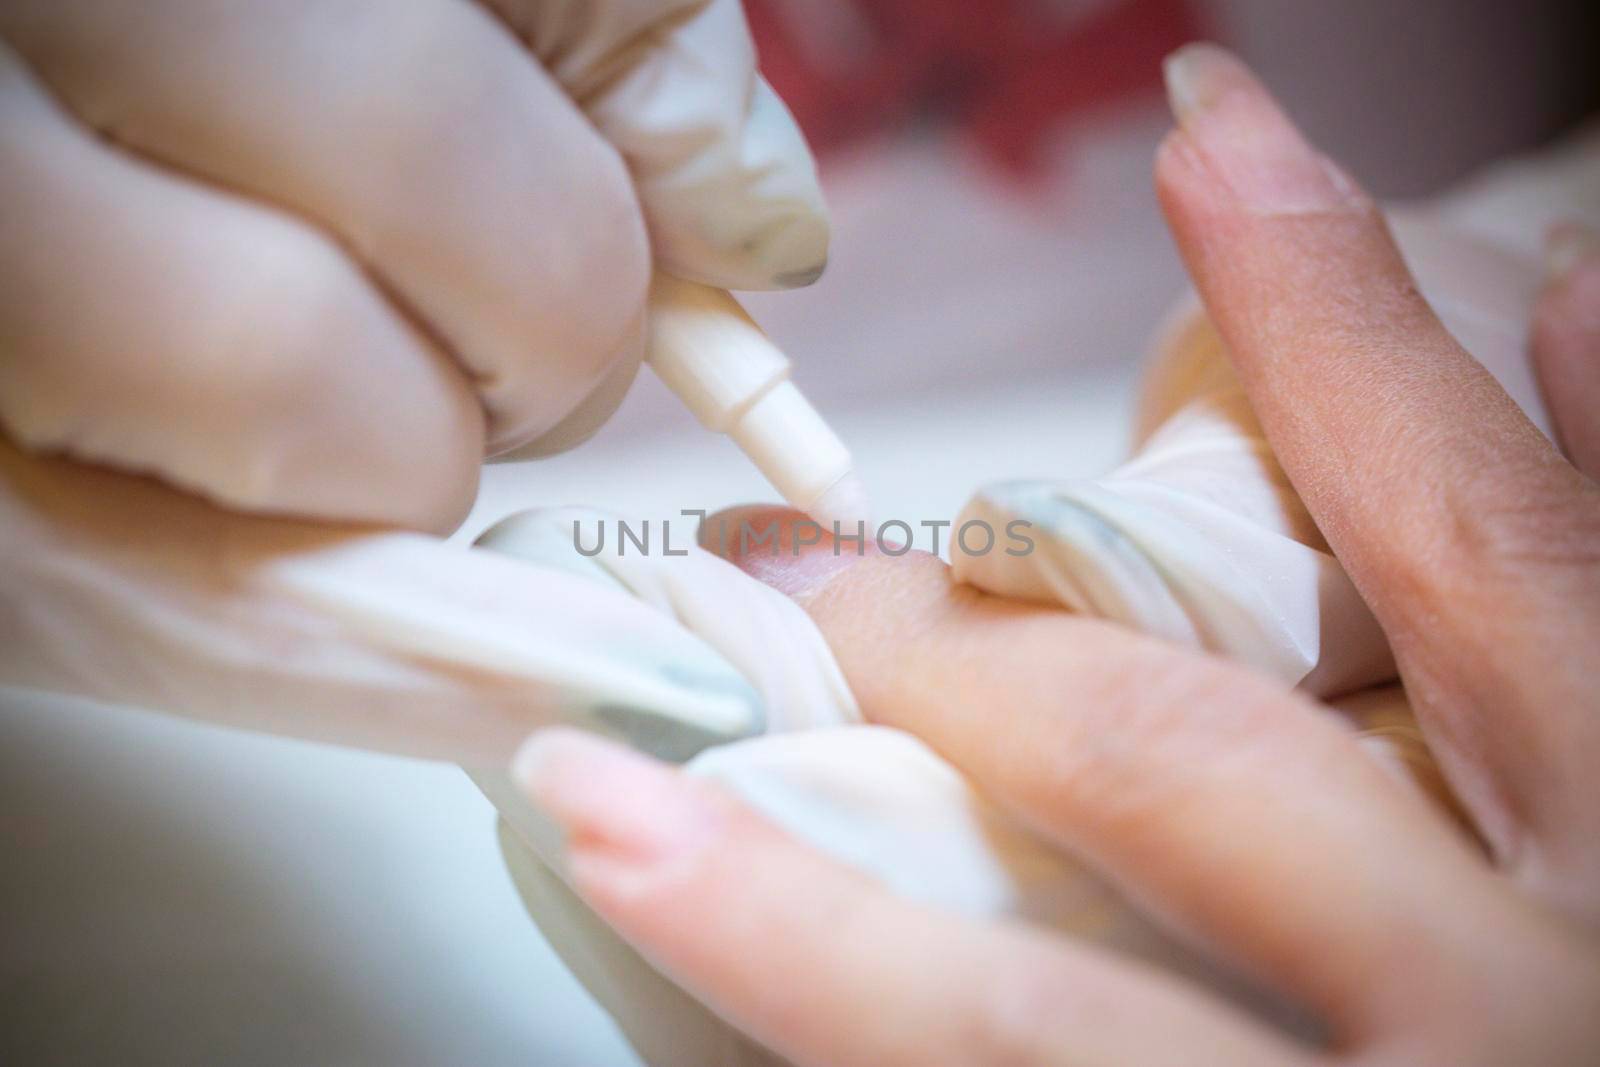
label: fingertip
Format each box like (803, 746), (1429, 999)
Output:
(1161, 42), (1256, 125)
(1153, 124), (1210, 211)
(717, 197), (830, 292)
(698, 504), (867, 601)
(510, 726), (609, 800)
(760, 213), (830, 291)
(1542, 222), (1600, 288)
(656, 211), (829, 293)
(1156, 43), (1365, 218)
(773, 257), (827, 290)
(1532, 222), (1600, 478)
(633, 75), (831, 292)
(512, 726), (724, 877)
(1152, 127), (1253, 295)
(696, 504), (791, 557)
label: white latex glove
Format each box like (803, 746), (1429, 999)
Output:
(0, 441), (772, 762)
(955, 214), (1557, 699)
(0, 0), (827, 529)
(475, 509), (1439, 1067)
(0, 0), (826, 756)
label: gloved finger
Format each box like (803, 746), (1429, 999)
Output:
(1153, 44), (1600, 894)
(953, 397), (1396, 699)
(0, 439), (760, 765)
(485, 0), (830, 290)
(1531, 224), (1600, 479)
(2, 0), (650, 458)
(476, 507), (859, 732)
(512, 727), (1313, 1067)
(710, 506), (1509, 1040)
(0, 40), (483, 532)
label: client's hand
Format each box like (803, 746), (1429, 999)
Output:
(508, 45), (1600, 1065)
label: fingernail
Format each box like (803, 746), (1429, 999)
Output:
(1162, 43), (1358, 214)
(513, 728), (723, 874)
(1162, 42), (1249, 123)
(699, 505), (868, 601)
(1543, 222), (1600, 285)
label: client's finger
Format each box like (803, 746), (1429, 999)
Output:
(1532, 224), (1600, 479)
(514, 728), (1312, 1067)
(1153, 44), (1600, 889)
(708, 508), (1505, 1037)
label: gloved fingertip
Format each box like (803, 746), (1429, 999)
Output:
(752, 208), (829, 291)
(1543, 221), (1600, 287)
(753, 209), (830, 290)
(635, 70), (830, 292)
(659, 208), (829, 293)
(774, 260), (827, 290)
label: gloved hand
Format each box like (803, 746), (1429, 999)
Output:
(0, 0), (827, 530)
(0, 0), (826, 757)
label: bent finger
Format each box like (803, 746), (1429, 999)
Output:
(1153, 44), (1600, 886)
(1532, 224), (1600, 479)
(514, 727), (1312, 1067)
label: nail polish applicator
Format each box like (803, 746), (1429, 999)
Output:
(646, 272), (870, 528)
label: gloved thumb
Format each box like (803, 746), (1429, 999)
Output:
(500, 0), (829, 290)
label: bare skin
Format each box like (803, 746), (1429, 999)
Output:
(513, 45), (1600, 1066)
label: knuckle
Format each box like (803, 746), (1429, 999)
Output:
(1375, 450), (1600, 627)
(1387, 464), (1600, 609)
(213, 221), (482, 526)
(1040, 646), (1297, 835)
(1452, 475), (1600, 572)
(225, 227), (363, 399)
(958, 962), (1075, 1066)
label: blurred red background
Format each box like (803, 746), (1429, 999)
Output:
(745, 0), (1203, 178)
